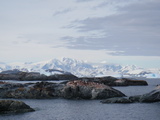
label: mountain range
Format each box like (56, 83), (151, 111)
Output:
(0, 58), (160, 78)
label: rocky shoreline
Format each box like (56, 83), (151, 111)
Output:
(0, 70), (148, 86)
(101, 85), (160, 103)
(0, 70), (159, 114)
(0, 80), (125, 99)
(0, 100), (35, 114)
(0, 70), (78, 81)
(80, 76), (148, 86)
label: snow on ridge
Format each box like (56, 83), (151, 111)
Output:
(0, 57), (160, 78)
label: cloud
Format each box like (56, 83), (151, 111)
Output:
(75, 0), (94, 2)
(61, 0), (160, 56)
(53, 8), (73, 16)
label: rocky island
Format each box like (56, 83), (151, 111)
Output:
(0, 70), (148, 86)
(101, 84), (160, 103)
(80, 76), (148, 86)
(0, 69), (159, 115)
(0, 80), (125, 99)
(0, 100), (35, 114)
(0, 69), (78, 81)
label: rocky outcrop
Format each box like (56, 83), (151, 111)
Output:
(101, 85), (160, 103)
(0, 81), (64, 99)
(101, 97), (133, 103)
(0, 70), (78, 81)
(130, 88), (160, 103)
(0, 100), (35, 114)
(0, 71), (48, 81)
(0, 81), (125, 99)
(62, 80), (126, 99)
(80, 76), (148, 86)
(0, 70), (147, 86)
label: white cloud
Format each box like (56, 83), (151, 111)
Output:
(0, 0), (160, 68)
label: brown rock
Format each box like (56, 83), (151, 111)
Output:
(62, 80), (126, 99)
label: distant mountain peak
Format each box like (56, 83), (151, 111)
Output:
(0, 57), (160, 78)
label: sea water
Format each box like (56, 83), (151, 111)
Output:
(0, 79), (160, 120)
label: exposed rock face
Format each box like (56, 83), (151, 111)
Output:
(0, 100), (35, 114)
(80, 76), (148, 86)
(62, 80), (126, 99)
(0, 81), (125, 99)
(101, 86), (160, 103)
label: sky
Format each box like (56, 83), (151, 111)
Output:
(0, 0), (160, 68)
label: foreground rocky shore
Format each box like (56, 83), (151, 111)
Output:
(0, 100), (35, 114)
(0, 79), (159, 102)
(0, 70), (159, 115)
(101, 85), (160, 103)
(0, 80), (125, 99)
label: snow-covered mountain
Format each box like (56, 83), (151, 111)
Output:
(0, 57), (160, 78)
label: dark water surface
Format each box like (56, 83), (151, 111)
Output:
(0, 79), (160, 120)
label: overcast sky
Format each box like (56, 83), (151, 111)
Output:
(0, 0), (160, 68)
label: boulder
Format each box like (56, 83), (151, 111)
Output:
(0, 100), (35, 114)
(62, 80), (126, 99)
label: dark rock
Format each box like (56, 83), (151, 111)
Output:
(129, 86), (160, 103)
(0, 71), (47, 81)
(0, 70), (78, 81)
(129, 95), (141, 102)
(28, 82), (64, 99)
(139, 89), (160, 103)
(0, 100), (35, 114)
(80, 76), (148, 86)
(101, 97), (133, 103)
(0, 82), (64, 99)
(0, 81), (125, 99)
(20, 72), (48, 81)
(47, 74), (78, 80)
(62, 80), (126, 99)
(1, 69), (22, 75)
(102, 86), (160, 104)
(120, 78), (148, 86)
(0, 73), (20, 80)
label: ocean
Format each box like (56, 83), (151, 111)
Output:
(0, 79), (160, 120)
